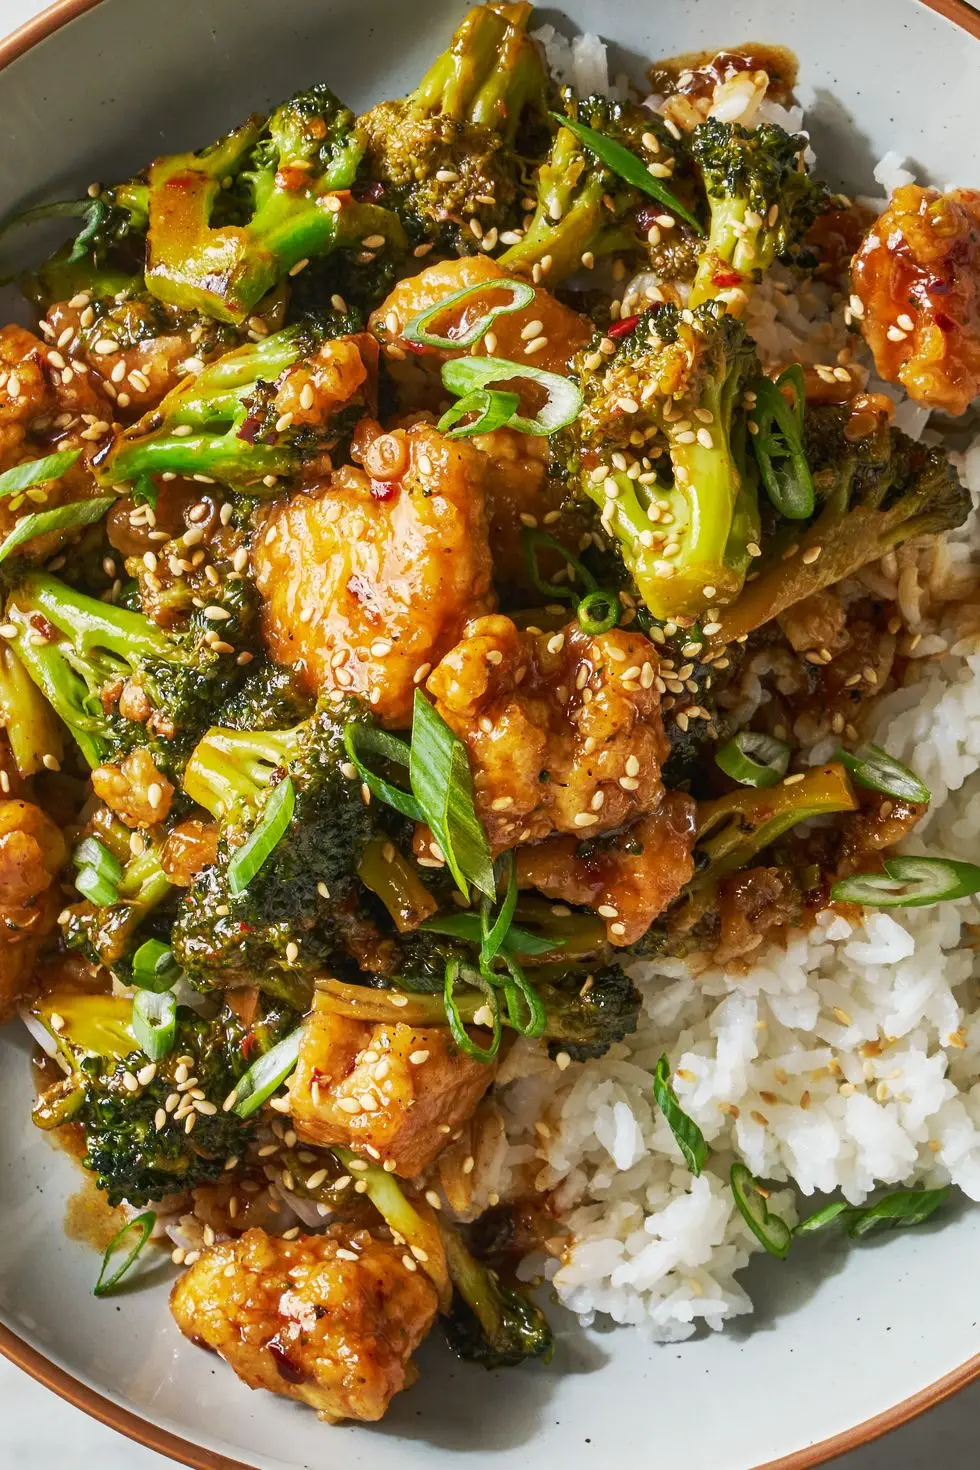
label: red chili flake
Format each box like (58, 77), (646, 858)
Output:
(268, 1339), (306, 1385)
(400, 339), (428, 356)
(608, 314), (641, 340)
(353, 180), (386, 204)
(712, 270), (743, 288)
(635, 204), (662, 233)
(369, 479), (397, 501)
(237, 414), (262, 444)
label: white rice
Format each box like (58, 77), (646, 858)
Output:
(491, 36), (980, 1342)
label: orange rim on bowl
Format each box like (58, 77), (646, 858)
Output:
(0, 1), (978, 1466)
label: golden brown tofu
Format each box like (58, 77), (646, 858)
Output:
(423, 615), (670, 853)
(371, 255), (593, 398)
(170, 1227), (438, 1423)
(852, 185), (980, 416)
(0, 324), (116, 562)
(0, 799), (66, 1022)
(91, 747), (174, 829)
(252, 421), (495, 726)
(469, 426), (566, 587)
(515, 796), (698, 945)
(289, 1003), (495, 1176)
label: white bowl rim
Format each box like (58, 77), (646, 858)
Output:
(0, 0), (979, 1465)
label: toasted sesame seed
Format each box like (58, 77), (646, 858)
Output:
(520, 319), (544, 340)
(783, 772), (806, 786)
(337, 1095), (362, 1114)
(573, 812), (599, 827)
(524, 335), (548, 356)
(886, 324), (907, 342)
(285, 940), (299, 963)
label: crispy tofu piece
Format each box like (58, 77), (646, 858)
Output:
(0, 799), (66, 1022)
(252, 421), (494, 727)
(289, 1003), (495, 1176)
(170, 1227), (438, 1423)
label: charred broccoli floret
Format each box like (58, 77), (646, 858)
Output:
(709, 407), (972, 646)
(63, 823), (172, 971)
(500, 94), (696, 283)
(4, 184), (148, 311)
(31, 990), (295, 1207)
(96, 314), (371, 491)
(577, 300), (760, 621)
(170, 701), (379, 1007)
(3, 569), (249, 776)
(139, 86), (404, 323)
(356, 1), (548, 253)
(689, 119), (828, 309)
(316, 960), (639, 1063)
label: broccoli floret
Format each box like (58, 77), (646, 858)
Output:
(63, 827), (172, 970)
(213, 658), (314, 732)
(438, 1215), (553, 1368)
(5, 184), (149, 312)
(137, 88), (405, 324)
(326, 1145), (553, 1368)
(97, 315), (368, 491)
(709, 409), (971, 646)
(3, 569), (248, 777)
(170, 701), (379, 1005)
(689, 120), (828, 309)
(356, 1), (548, 253)
(576, 300), (760, 621)
(500, 94), (695, 284)
(31, 989), (295, 1207)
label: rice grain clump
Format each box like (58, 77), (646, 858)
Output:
(476, 44), (980, 1341)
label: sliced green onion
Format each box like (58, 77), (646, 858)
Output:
(227, 775), (295, 896)
(576, 588), (620, 635)
(480, 852), (518, 967)
(793, 1199), (853, 1235)
(844, 1186), (950, 1237)
(420, 912), (565, 956)
(443, 958), (501, 1063)
(232, 1025), (303, 1119)
(410, 690), (495, 902)
(749, 371), (815, 521)
(403, 277), (536, 349)
(831, 855), (980, 909)
(67, 198), (109, 263)
(0, 495), (116, 564)
(716, 731), (791, 789)
(437, 388), (520, 439)
(652, 1054), (709, 1176)
(521, 526), (597, 604)
(552, 112), (704, 234)
(834, 744), (930, 805)
(93, 1210), (157, 1298)
(131, 938), (181, 993)
(75, 864), (120, 907)
(494, 950), (547, 1038)
(132, 475), (159, 509)
(441, 357), (582, 437)
(730, 1162), (792, 1258)
(73, 835), (123, 885)
(343, 722), (421, 821)
(132, 989), (177, 1060)
(0, 450), (81, 499)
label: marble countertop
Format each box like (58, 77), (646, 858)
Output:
(0, 0), (976, 1463)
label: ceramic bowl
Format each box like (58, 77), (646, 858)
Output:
(0, 1), (979, 1466)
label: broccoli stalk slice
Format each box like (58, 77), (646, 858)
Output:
(144, 93), (404, 324)
(97, 320), (361, 490)
(689, 120), (827, 310)
(709, 434), (970, 647)
(499, 123), (637, 281)
(0, 639), (64, 776)
(330, 1145), (452, 1308)
(411, 0), (546, 140)
(5, 570), (195, 769)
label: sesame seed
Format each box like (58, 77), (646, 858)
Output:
(285, 941), (299, 963)
(409, 1050), (430, 1065)
(362, 233), (386, 250)
(573, 812), (599, 827)
(886, 325), (907, 342)
(338, 1096), (362, 1114)
(524, 335), (548, 356)
(783, 772), (806, 786)
(897, 313), (915, 332)
(520, 319), (544, 340)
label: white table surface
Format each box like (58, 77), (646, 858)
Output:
(0, 0), (977, 1464)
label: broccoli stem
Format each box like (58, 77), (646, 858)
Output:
(0, 640), (64, 777)
(689, 199), (761, 309)
(330, 1145), (452, 1308)
(357, 837), (438, 933)
(436, 1215), (553, 1367)
(412, 1), (544, 141)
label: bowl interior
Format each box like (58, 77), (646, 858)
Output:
(0, 1), (979, 1467)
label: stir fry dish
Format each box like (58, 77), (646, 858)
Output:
(4, 1), (980, 1424)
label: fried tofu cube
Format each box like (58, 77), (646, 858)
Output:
(289, 1002), (495, 1176)
(252, 421), (494, 727)
(170, 1227), (438, 1423)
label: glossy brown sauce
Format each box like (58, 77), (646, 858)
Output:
(648, 44), (798, 104)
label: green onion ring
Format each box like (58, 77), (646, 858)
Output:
(441, 356), (582, 437)
(403, 277), (536, 349)
(232, 1026), (304, 1119)
(576, 588), (620, 635)
(652, 1054), (709, 1176)
(437, 388), (520, 440)
(831, 855), (980, 909)
(730, 1161), (792, 1258)
(132, 989), (177, 1061)
(93, 1210), (157, 1297)
(227, 774), (295, 895)
(834, 743), (930, 805)
(131, 938), (182, 993)
(443, 958), (501, 1063)
(715, 731), (791, 788)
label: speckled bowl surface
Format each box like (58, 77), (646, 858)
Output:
(0, 2), (978, 1467)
